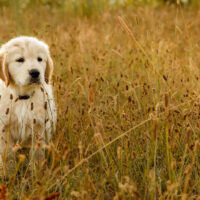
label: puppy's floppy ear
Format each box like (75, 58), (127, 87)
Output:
(0, 52), (9, 87)
(45, 54), (53, 84)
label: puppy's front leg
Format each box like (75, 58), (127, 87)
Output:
(0, 128), (15, 177)
(34, 139), (45, 166)
(29, 133), (46, 169)
(0, 135), (6, 177)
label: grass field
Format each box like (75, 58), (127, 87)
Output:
(1, 3), (200, 199)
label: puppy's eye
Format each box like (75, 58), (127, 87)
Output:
(16, 57), (24, 62)
(37, 57), (42, 62)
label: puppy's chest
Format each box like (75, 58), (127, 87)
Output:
(13, 100), (46, 121)
(10, 100), (47, 140)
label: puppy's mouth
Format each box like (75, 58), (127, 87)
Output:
(29, 78), (41, 84)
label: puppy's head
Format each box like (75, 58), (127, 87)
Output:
(0, 36), (53, 87)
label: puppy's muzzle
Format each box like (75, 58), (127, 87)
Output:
(29, 69), (40, 83)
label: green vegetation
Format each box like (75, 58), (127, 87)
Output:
(1, 1), (200, 199)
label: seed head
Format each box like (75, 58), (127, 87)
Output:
(40, 87), (44, 92)
(31, 102), (34, 111)
(5, 108), (9, 115)
(18, 154), (26, 162)
(44, 102), (47, 110)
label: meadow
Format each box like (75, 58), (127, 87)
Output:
(1, 1), (200, 199)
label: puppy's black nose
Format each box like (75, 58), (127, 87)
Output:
(29, 69), (40, 78)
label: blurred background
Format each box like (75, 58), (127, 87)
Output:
(0, 0), (199, 17)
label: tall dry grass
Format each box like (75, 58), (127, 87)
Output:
(0, 5), (200, 199)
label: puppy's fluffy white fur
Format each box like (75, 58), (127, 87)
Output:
(0, 36), (56, 175)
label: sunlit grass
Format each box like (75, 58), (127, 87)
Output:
(0, 5), (200, 199)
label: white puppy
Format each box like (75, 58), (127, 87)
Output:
(0, 36), (56, 175)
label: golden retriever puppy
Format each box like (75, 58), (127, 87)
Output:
(0, 36), (56, 176)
